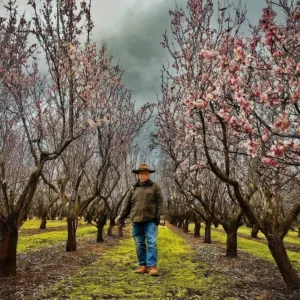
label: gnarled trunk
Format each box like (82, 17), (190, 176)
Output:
(39, 213), (47, 230)
(117, 224), (124, 237)
(224, 226), (238, 258)
(204, 221), (212, 244)
(0, 217), (18, 277)
(183, 220), (189, 233)
(96, 224), (104, 243)
(96, 213), (107, 242)
(194, 221), (201, 238)
(251, 224), (259, 238)
(267, 236), (300, 289)
(107, 218), (115, 236)
(85, 212), (93, 225)
(66, 217), (77, 251)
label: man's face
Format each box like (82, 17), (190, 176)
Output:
(138, 171), (150, 182)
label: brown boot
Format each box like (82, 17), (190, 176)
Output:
(148, 266), (159, 276)
(135, 265), (147, 274)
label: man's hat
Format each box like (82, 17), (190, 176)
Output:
(132, 163), (155, 174)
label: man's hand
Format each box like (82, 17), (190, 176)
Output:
(115, 215), (124, 226)
(115, 215), (121, 225)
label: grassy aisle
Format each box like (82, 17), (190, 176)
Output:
(210, 230), (300, 270)
(18, 225), (98, 253)
(43, 226), (230, 300)
(187, 224), (300, 271)
(20, 219), (68, 230)
(236, 226), (300, 246)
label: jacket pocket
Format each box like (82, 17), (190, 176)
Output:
(145, 189), (155, 202)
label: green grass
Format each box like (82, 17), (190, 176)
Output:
(43, 226), (229, 300)
(188, 223), (300, 271)
(20, 219), (86, 230)
(237, 226), (300, 246)
(18, 225), (97, 253)
(210, 230), (300, 270)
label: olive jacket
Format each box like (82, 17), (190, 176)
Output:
(119, 180), (163, 223)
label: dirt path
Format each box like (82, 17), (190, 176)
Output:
(2, 224), (299, 299)
(37, 225), (231, 299)
(0, 228), (130, 300)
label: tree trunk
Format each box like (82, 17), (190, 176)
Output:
(267, 236), (300, 289)
(66, 217), (77, 252)
(85, 212), (92, 225)
(117, 225), (124, 237)
(204, 221), (212, 244)
(0, 217), (18, 277)
(251, 224), (259, 238)
(107, 221), (114, 236)
(183, 220), (189, 233)
(96, 224), (104, 243)
(298, 225), (300, 238)
(39, 214), (47, 230)
(224, 227), (238, 258)
(194, 221), (201, 238)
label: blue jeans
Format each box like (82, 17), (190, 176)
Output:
(132, 221), (158, 267)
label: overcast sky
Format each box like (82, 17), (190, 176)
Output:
(1, 0), (269, 106)
(90, 0), (267, 107)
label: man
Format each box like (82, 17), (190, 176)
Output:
(115, 163), (163, 276)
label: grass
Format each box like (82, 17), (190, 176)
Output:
(43, 226), (230, 300)
(18, 224), (98, 253)
(210, 230), (300, 270)
(20, 219), (86, 230)
(237, 226), (300, 246)
(189, 223), (300, 270)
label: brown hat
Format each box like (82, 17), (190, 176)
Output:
(132, 163), (155, 174)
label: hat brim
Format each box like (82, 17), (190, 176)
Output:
(132, 169), (155, 174)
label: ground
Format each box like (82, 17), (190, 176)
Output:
(0, 220), (299, 299)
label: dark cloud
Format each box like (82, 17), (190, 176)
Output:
(90, 0), (269, 107)
(92, 0), (184, 106)
(0, 0), (275, 107)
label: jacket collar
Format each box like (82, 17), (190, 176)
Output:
(134, 179), (153, 187)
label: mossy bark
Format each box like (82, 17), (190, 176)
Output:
(96, 224), (104, 243)
(267, 236), (300, 289)
(223, 225), (238, 258)
(0, 216), (18, 277)
(66, 217), (77, 251)
(204, 221), (212, 244)
(251, 224), (259, 238)
(183, 220), (189, 233)
(39, 213), (47, 230)
(194, 221), (201, 238)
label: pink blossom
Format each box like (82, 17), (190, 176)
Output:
(262, 128), (269, 142)
(246, 140), (260, 156)
(261, 157), (278, 166)
(270, 142), (285, 158)
(272, 50), (281, 58)
(198, 49), (219, 60)
(234, 47), (246, 63)
(274, 113), (290, 132)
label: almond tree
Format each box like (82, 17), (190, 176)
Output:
(0, 0), (99, 276)
(162, 0), (300, 288)
(157, 86), (245, 255)
(0, 1), (42, 277)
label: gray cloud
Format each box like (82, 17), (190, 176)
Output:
(91, 0), (185, 107)
(90, 0), (269, 107)
(0, 0), (276, 107)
